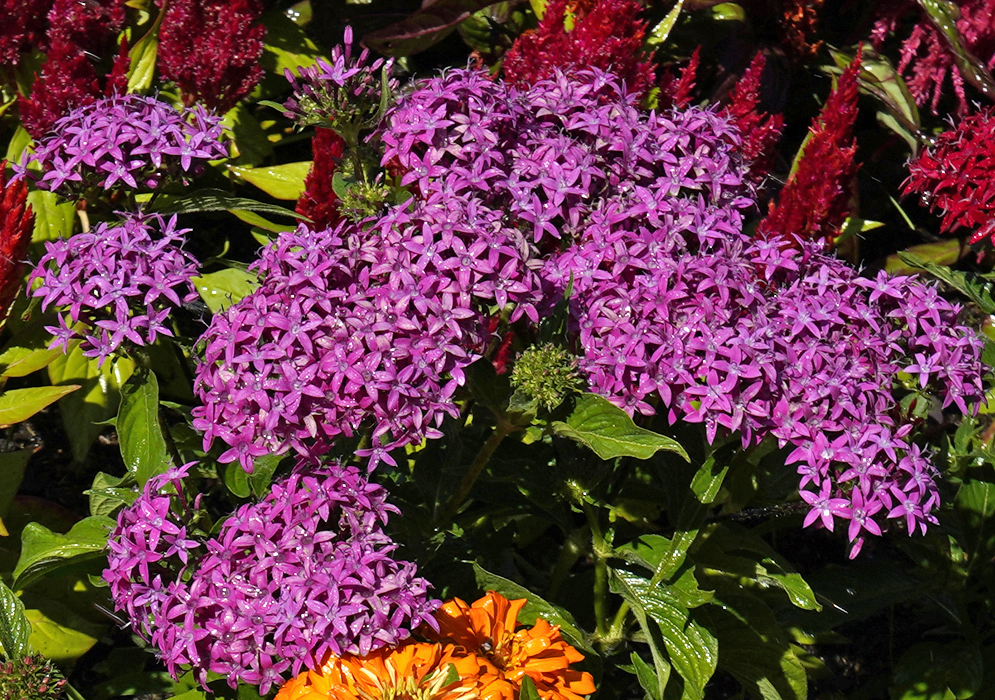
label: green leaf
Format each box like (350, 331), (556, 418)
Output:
(27, 189), (75, 243)
(471, 562), (593, 654)
(647, 0), (684, 46)
(0, 448), (32, 520)
(13, 516), (115, 590)
(0, 316), (71, 378)
(916, 0), (995, 100)
(4, 125), (31, 164)
(895, 250), (995, 314)
(248, 453), (284, 498)
(49, 347), (134, 463)
(0, 385), (80, 427)
(223, 103), (273, 166)
(520, 675), (542, 700)
(86, 472), (137, 518)
(552, 393), (689, 461)
(631, 651), (664, 700)
(25, 606), (101, 665)
(118, 371), (171, 487)
(152, 188), (303, 219)
(611, 567), (718, 700)
(886, 240), (963, 276)
(259, 9), (322, 74)
(126, 2), (166, 93)
(0, 579), (31, 658)
(363, 0), (507, 56)
(890, 640), (983, 700)
(229, 162), (311, 200)
(229, 208), (295, 234)
(222, 463), (251, 499)
(192, 268), (258, 313)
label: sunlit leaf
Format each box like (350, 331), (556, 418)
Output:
(13, 516), (115, 590)
(229, 162), (311, 200)
(192, 268), (259, 313)
(0, 580), (31, 658)
(0, 385), (80, 428)
(117, 371), (171, 486)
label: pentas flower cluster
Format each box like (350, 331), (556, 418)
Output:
(104, 461), (437, 694)
(276, 591), (595, 700)
(904, 104), (995, 246)
(29, 213), (198, 364)
(283, 26), (396, 136)
(22, 93), (227, 198)
(536, 110), (983, 553)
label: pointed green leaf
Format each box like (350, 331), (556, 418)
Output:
(27, 189), (75, 243)
(630, 651), (663, 700)
(647, 0), (684, 46)
(891, 640), (983, 700)
(552, 393), (689, 461)
(471, 562), (592, 654)
(0, 448), (32, 520)
(229, 162), (311, 200)
(229, 208), (295, 234)
(192, 268), (258, 313)
(24, 606), (101, 664)
(611, 567), (718, 700)
(151, 188), (303, 220)
(5, 126), (31, 164)
(126, 2), (166, 92)
(0, 385), (80, 428)
(520, 675), (542, 700)
(49, 346), (134, 463)
(86, 472), (138, 518)
(13, 516), (115, 590)
(0, 580), (31, 658)
(0, 316), (72, 378)
(118, 371), (171, 486)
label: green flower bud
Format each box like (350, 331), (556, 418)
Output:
(511, 344), (581, 411)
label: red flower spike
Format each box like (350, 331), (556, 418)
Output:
(296, 128), (346, 231)
(658, 47), (700, 110)
(502, 0), (655, 97)
(0, 164), (34, 327)
(757, 55), (861, 250)
(20, 39), (101, 139)
(46, 0), (124, 57)
(105, 36), (131, 97)
(722, 52), (784, 189)
(0, 0), (55, 65)
(904, 104), (995, 247)
(157, 0), (266, 113)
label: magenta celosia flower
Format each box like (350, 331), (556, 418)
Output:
(103, 461), (437, 694)
(30, 213), (199, 365)
(21, 93), (227, 198)
(501, 0), (655, 97)
(0, 164), (34, 327)
(157, 0), (266, 112)
(903, 104), (995, 246)
(0, 0), (54, 65)
(757, 55), (860, 250)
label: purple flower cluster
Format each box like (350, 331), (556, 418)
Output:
(192, 205), (540, 471)
(21, 93), (227, 197)
(283, 26), (395, 133)
(103, 461), (437, 694)
(540, 157), (984, 554)
(30, 213), (199, 365)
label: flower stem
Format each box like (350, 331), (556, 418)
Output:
(440, 421), (513, 523)
(583, 501), (610, 638)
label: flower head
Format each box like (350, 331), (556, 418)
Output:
(157, 0), (266, 112)
(427, 592), (595, 700)
(104, 461), (438, 694)
(0, 163), (34, 327)
(30, 213), (199, 364)
(904, 104), (995, 246)
(22, 93), (227, 198)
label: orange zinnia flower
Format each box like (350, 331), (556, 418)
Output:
(428, 592), (595, 700)
(275, 642), (512, 700)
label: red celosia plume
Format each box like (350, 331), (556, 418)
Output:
(0, 0), (54, 66)
(658, 47), (700, 111)
(157, 0), (266, 113)
(296, 128), (346, 231)
(721, 52), (784, 190)
(0, 164), (34, 327)
(757, 55), (861, 250)
(904, 104), (995, 246)
(502, 0), (655, 97)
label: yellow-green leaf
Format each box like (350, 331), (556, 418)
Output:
(28, 189), (75, 243)
(126, 2), (166, 93)
(25, 606), (101, 664)
(0, 385), (80, 427)
(193, 268), (258, 313)
(229, 162), (311, 200)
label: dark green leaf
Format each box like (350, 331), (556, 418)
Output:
(222, 463), (251, 499)
(13, 516), (115, 590)
(0, 385), (80, 428)
(890, 640), (983, 700)
(151, 188), (303, 219)
(552, 393), (689, 462)
(248, 454), (284, 498)
(48, 347), (134, 463)
(631, 651), (663, 700)
(118, 371), (171, 486)
(611, 567), (718, 700)
(364, 0), (507, 56)
(471, 562), (592, 654)
(86, 472), (137, 518)
(0, 579), (31, 658)
(0, 448), (32, 520)
(520, 675), (542, 700)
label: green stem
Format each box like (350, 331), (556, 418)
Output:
(440, 422), (512, 523)
(64, 682), (87, 700)
(546, 526), (588, 601)
(583, 501), (610, 638)
(608, 600), (631, 641)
